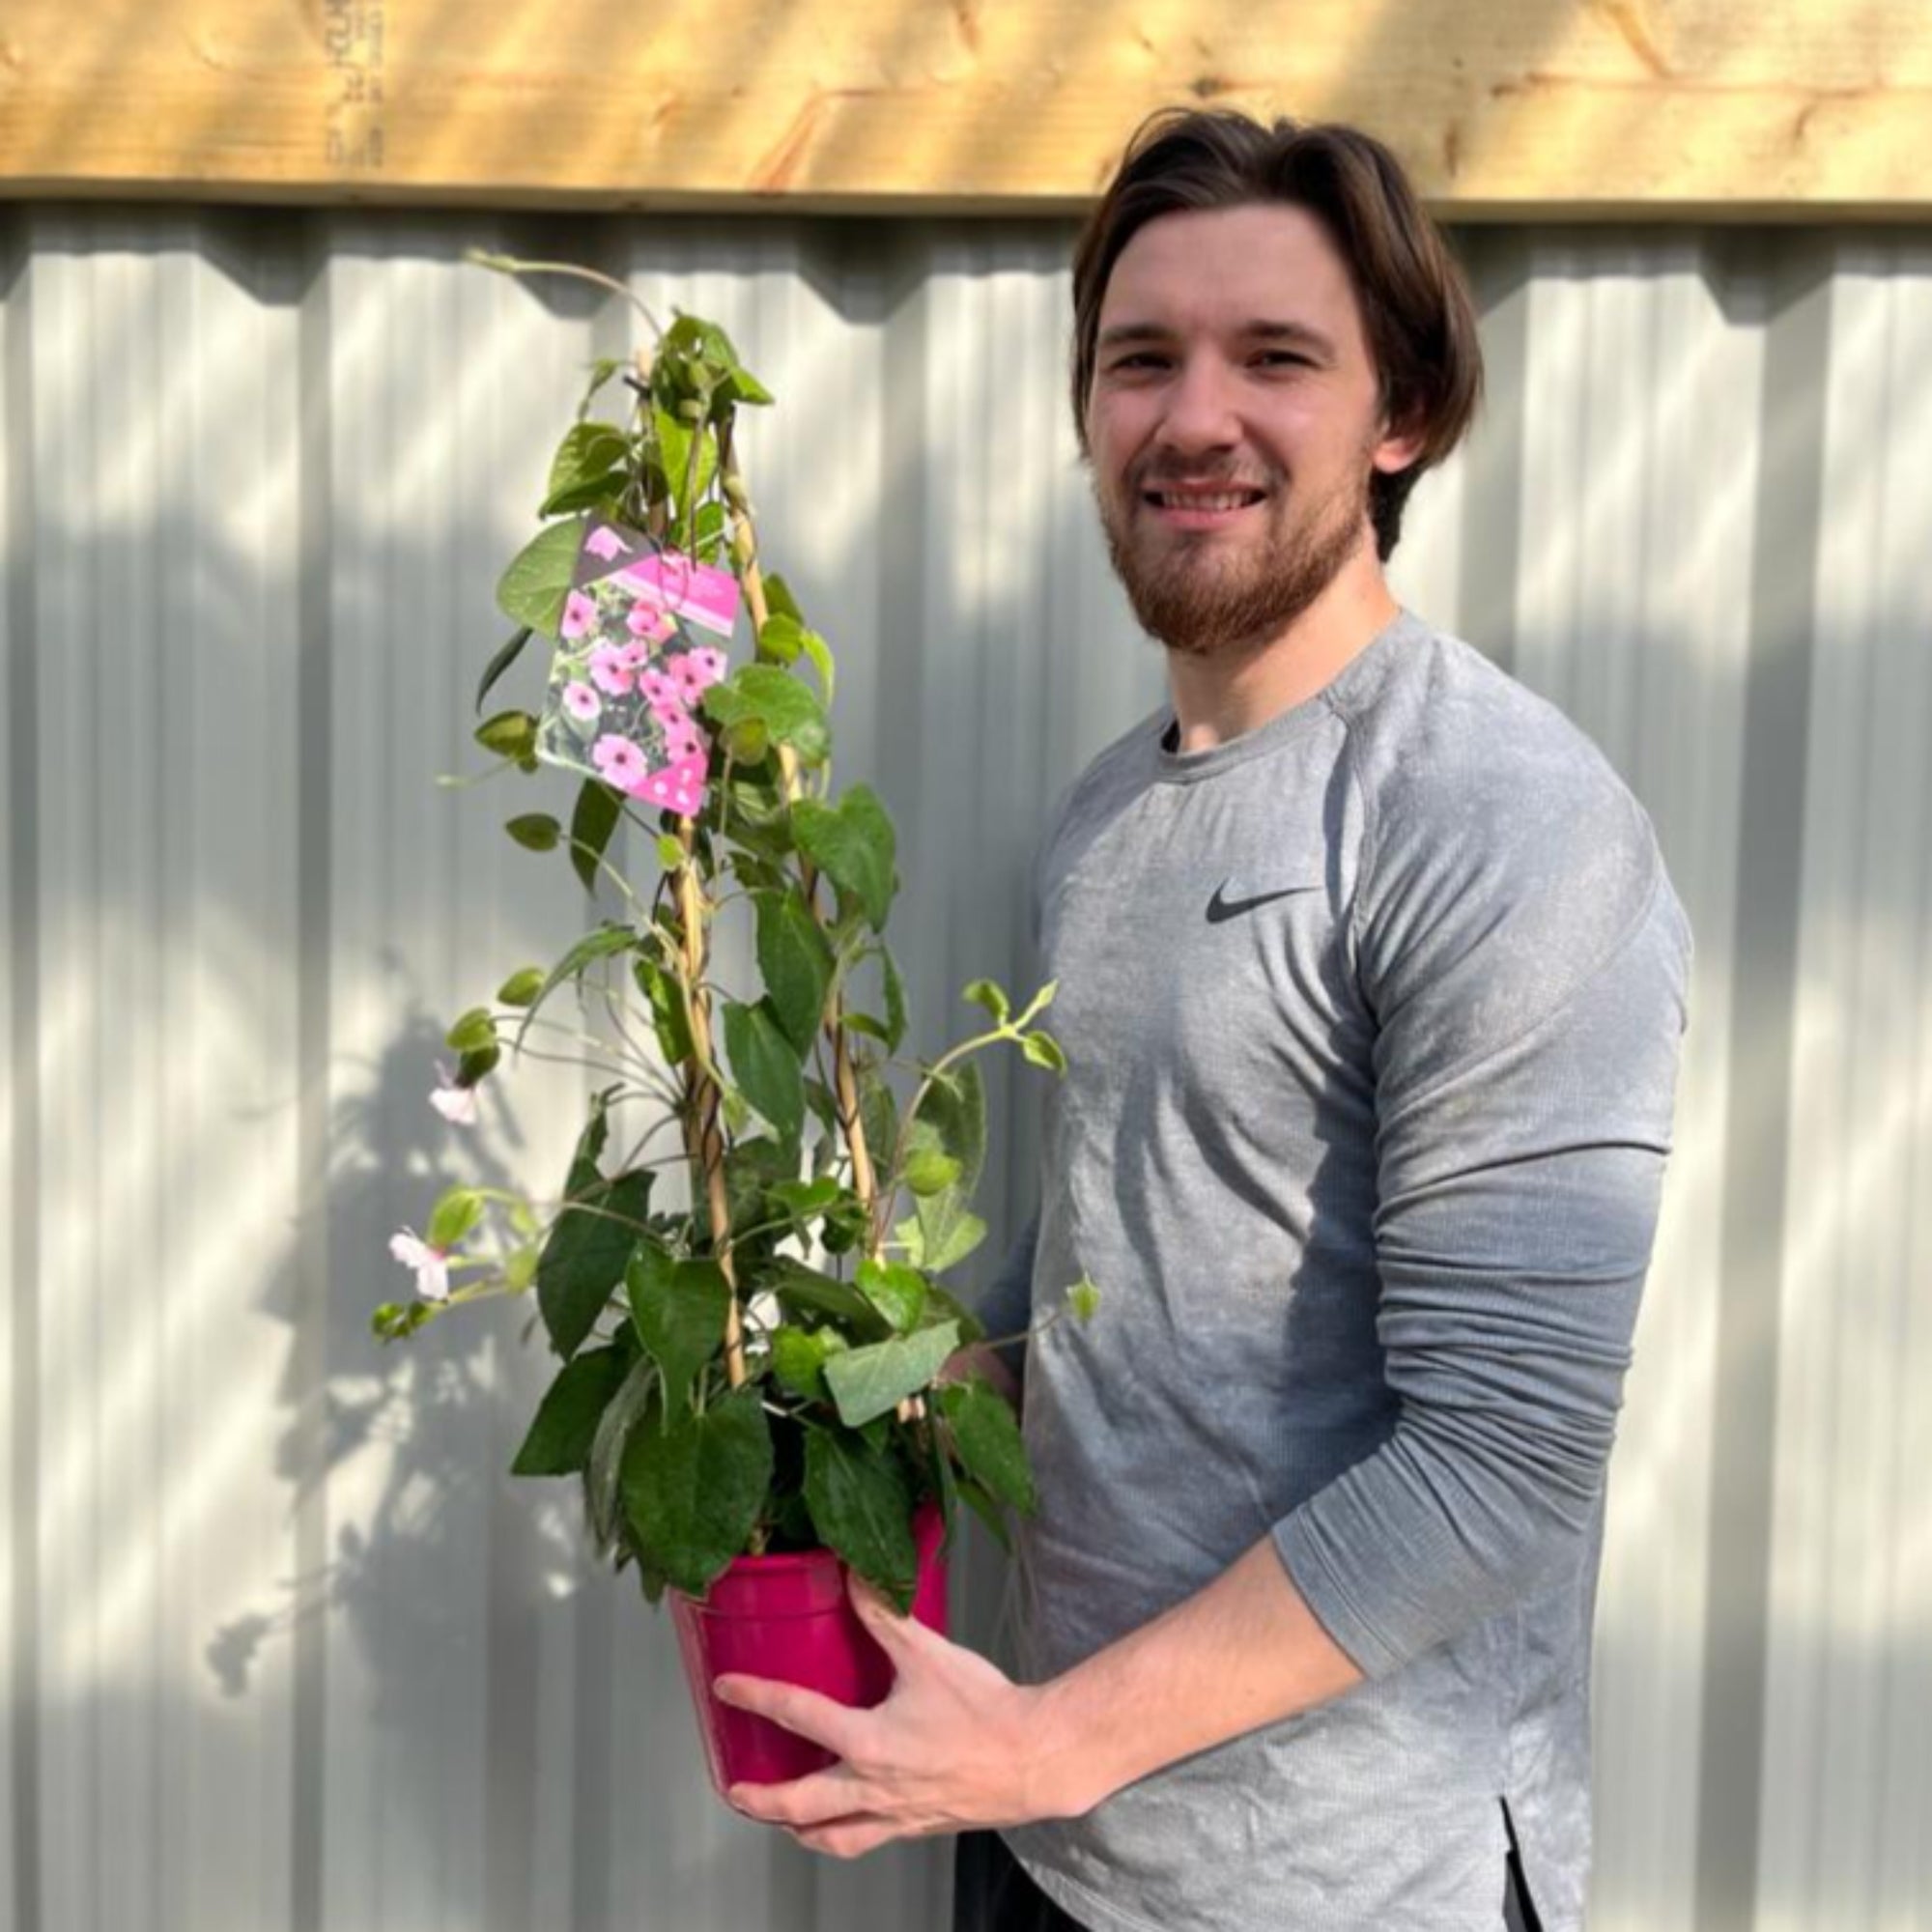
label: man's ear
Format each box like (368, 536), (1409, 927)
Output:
(1371, 412), (1428, 477)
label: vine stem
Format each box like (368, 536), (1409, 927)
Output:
(716, 417), (886, 1259)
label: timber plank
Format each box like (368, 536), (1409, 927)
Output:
(1, 0), (1928, 214)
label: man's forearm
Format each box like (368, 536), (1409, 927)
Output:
(1027, 1537), (1365, 1820)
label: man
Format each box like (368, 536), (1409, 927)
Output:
(718, 109), (1690, 1932)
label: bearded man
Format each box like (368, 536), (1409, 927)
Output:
(719, 109), (1691, 1932)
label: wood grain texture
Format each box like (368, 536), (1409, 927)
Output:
(2, 0), (1929, 214)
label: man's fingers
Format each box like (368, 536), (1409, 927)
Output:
(790, 1816), (904, 1859)
(728, 1769), (870, 1829)
(848, 1573), (949, 1662)
(712, 1674), (863, 1756)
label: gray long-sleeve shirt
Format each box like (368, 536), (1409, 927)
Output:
(989, 610), (1690, 1932)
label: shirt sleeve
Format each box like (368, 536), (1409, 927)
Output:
(1270, 744), (1692, 1679)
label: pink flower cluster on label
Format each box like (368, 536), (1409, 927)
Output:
(533, 519), (741, 818)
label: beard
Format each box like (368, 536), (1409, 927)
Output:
(1093, 450), (1374, 660)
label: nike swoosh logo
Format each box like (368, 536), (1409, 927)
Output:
(1206, 880), (1321, 923)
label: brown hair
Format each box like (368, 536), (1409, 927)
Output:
(1070, 110), (1484, 560)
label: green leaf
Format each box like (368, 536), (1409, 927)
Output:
(512, 923), (638, 1048)
(908, 1063), (986, 1274)
(496, 519), (583, 635)
(754, 891), (834, 1053)
(576, 356), (625, 419)
(757, 613), (805, 666)
(445, 1006), (497, 1054)
(769, 1176), (843, 1221)
(926, 1210), (988, 1274)
(856, 1258), (927, 1335)
(793, 786), (895, 931)
(822, 1321), (960, 1429)
(427, 1185), (484, 1252)
(455, 1041), (500, 1087)
(701, 666), (830, 767)
(954, 1474), (1013, 1552)
(856, 1061), (898, 1192)
(475, 627), (534, 714)
(622, 1387), (773, 1597)
(626, 1248), (729, 1416)
(475, 709), (539, 765)
(1022, 1030), (1068, 1074)
(635, 956), (694, 1066)
(763, 573), (804, 625)
(655, 833), (685, 870)
(720, 362), (775, 408)
(881, 946), (907, 1052)
(585, 1356), (657, 1550)
(723, 999), (805, 1149)
(962, 979), (1009, 1024)
(723, 1134), (797, 1237)
(1067, 1274), (1102, 1322)
(497, 965), (546, 1007)
(511, 1345), (633, 1476)
(920, 1281), (986, 1346)
(803, 1429), (918, 1610)
(569, 781), (623, 895)
(536, 1168), (653, 1360)
(767, 1260), (892, 1341)
(769, 1324), (847, 1402)
(507, 812), (561, 852)
(939, 1378), (1036, 1514)
(903, 1149), (961, 1197)
(544, 422), (630, 510)
(797, 629), (836, 706)
(654, 405), (719, 522)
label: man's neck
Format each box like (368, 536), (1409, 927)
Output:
(1165, 567), (1401, 753)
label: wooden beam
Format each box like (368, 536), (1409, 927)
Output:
(2, 0), (1929, 215)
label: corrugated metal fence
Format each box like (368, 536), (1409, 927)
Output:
(1, 208), (1927, 1932)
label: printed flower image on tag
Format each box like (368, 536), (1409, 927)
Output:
(535, 518), (741, 817)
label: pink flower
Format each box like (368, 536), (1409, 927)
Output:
(627, 601), (675, 642)
(430, 1061), (479, 1125)
(663, 720), (704, 763)
(639, 666), (678, 705)
(584, 525), (632, 561)
(592, 734), (647, 788)
(615, 640), (654, 672)
(587, 644), (635, 696)
(686, 645), (728, 691)
(668, 653), (712, 705)
(560, 590), (599, 640)
(562, 680), (601, 723)
(388, 1228), (451, 1302)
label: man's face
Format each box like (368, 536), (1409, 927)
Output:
(1084, 202), (1420, 659)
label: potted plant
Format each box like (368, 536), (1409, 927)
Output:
(373, 254), (1091, 1797)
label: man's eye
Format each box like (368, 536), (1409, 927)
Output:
(1107, 354), (1166, 372)
(1255, 352), (1311, 369)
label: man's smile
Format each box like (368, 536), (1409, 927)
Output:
(1140, 483), (1270, 530)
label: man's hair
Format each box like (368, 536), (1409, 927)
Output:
(1070, 109), (1485, 561)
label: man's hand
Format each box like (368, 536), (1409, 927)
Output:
(714, 1573), (1077, 1859)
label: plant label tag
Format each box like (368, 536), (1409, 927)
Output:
(534, 518), (739, 817)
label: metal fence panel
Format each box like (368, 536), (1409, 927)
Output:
(3, 205), (1927, 1932)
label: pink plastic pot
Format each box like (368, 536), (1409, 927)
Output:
(669, 1501), (950, 1794)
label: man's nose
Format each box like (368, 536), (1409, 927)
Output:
(1156, 358), (1242, 454)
